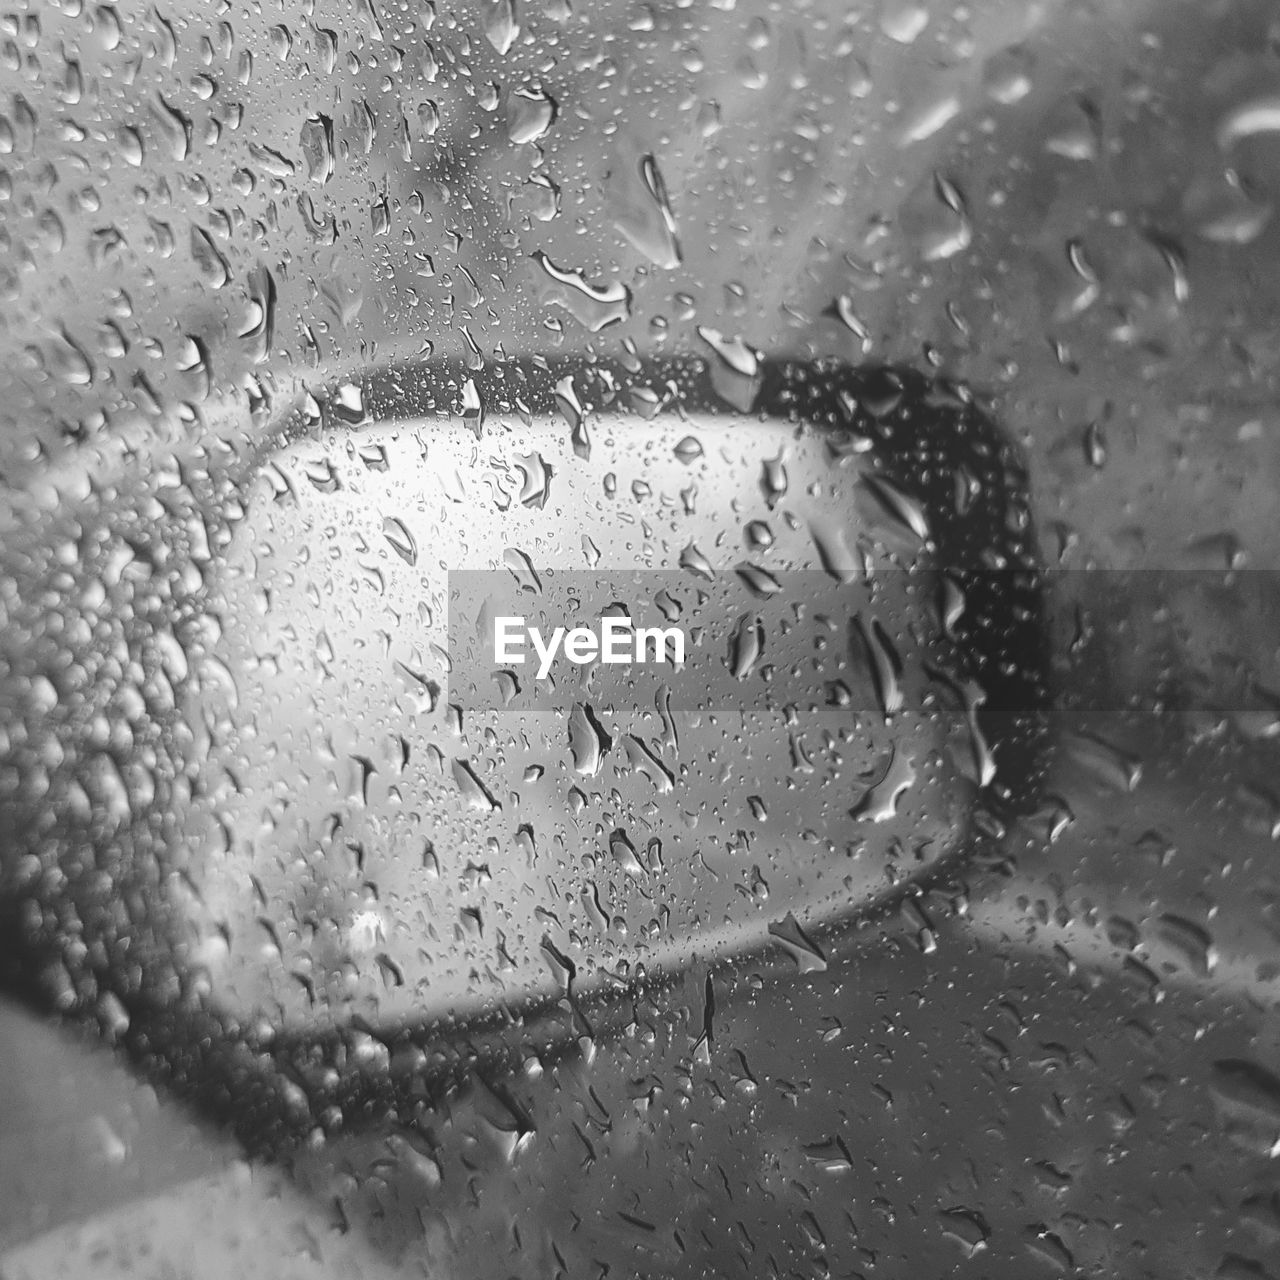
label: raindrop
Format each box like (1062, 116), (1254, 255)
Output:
(768, 913), (827, 972)
(532, 251), (632, 332)
(735, 562), (782, 598)
(855, 616), (904, 717)
(673, 435), (703, 464)
(697, 326), (762, 412)
(555, 376), (590, 459)
(417, 100), (441, 138)
(809, 518), (859, 583)
(679, 542), (714, 581)
(503, 548), (541, 593)
(921, 172), (971, 262)
(983, 43), (1035, 105)
(515, 451), (552, 508)
(613, 153), (682, 269)
(299, 115), (334, 183)
(332, 381), (365, 423)
(382, 517), (417, 566)
(610, 830), (646, 879)
(240, 267), (277, 363)
(298, 194), (338, 244)
(568, 702), (612, 776)
(878, 1), (928, 44)
(861, 473), (930, 543)
(508, 84), (557, 144)
(901, 93), (960, 145)
(1064, 731), (1142, 792)
(827, 294), (872, 351)
(459, 377), (485, 437)
(1045, 95), (1100, 161)
(939, 1209), (991, 1258)
(150, 93), (192, 161)
(190, 226), (230, 288)
(49, 329), (94, 386)
(1083, 421), (1107, 468)
(1217, 96), (1280, 151)
(118, 125), (144, 167)
(452, 759), (502, 812)
(621, 736), (674, 793)
(759, 449), (788, 509)
(1149, 914), (1213, 977)
(248, 142), (296, 179)
(727, 614), (764, 681)
(485, 0), (519, 55)
(524, 171), (560, 221)
(1184, 172), (1271, 245)
(852, 746), (917, 822)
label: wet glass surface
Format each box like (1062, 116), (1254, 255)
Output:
(3, 0), (1280, 1276)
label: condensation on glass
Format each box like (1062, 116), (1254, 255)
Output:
(3, 0), (1280, 1277)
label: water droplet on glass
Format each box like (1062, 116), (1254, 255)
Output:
(555, 375), (590, 459)
(768, 913), (827, 972)
(484, 0), (519, 54)
(532, 252), (632, 332)
(679, 542), (715, 581)
(1083, 420), (1107, 468)
(983, 42), (1035, 105)
(921, 172), (972, 262)
(673, 435), (703, 464)
(382, 517), (417, 566)
(901, 93), (960, 146)
(808, 517), (859, 583)
(1064, 731), (1142, 792)
(49, 328), (94, 386)
(515, 451), (552, 508)
(452, 758), (502, 812)
(300, 115), (334, 183)
(1217, 96), (1280, 151)
(503, 547), (541, 593)
(878, 1), (928, 44)
(621, 736), (675, 794)
(855, 616), (904, 718)
(696, 326), (761, 412)
(150, 93), (192, 161)
(613, 153), (682, 269)
(735, 562), (782, 599)
(727, 614), (764, 681)
(827, 294), (872, 352)
(459, 377), (485, 437)
(190, 227), (230, 289)
(118, 125), (144, 167)
(568, 702), (612, 776)
(938, 1209), (991, 1258)
(744, 520), (774, 552)
(508, 84), (557, 144)
(853, 746), (917, 822)
(861, 473), (930, 543)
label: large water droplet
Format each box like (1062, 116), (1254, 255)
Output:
(878, 1), (928, 44)
(568, 702), (612, 776)
(508, 85), (557, 144)
(555, 376), (590, 459)
(767, 913), (827, 972)
(613, 153), (682, 269)
(299, 115), (334, 183)
(532, 252), (632, 332)
(696, 326), (761, 412)
(484, 0), (519, 54)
